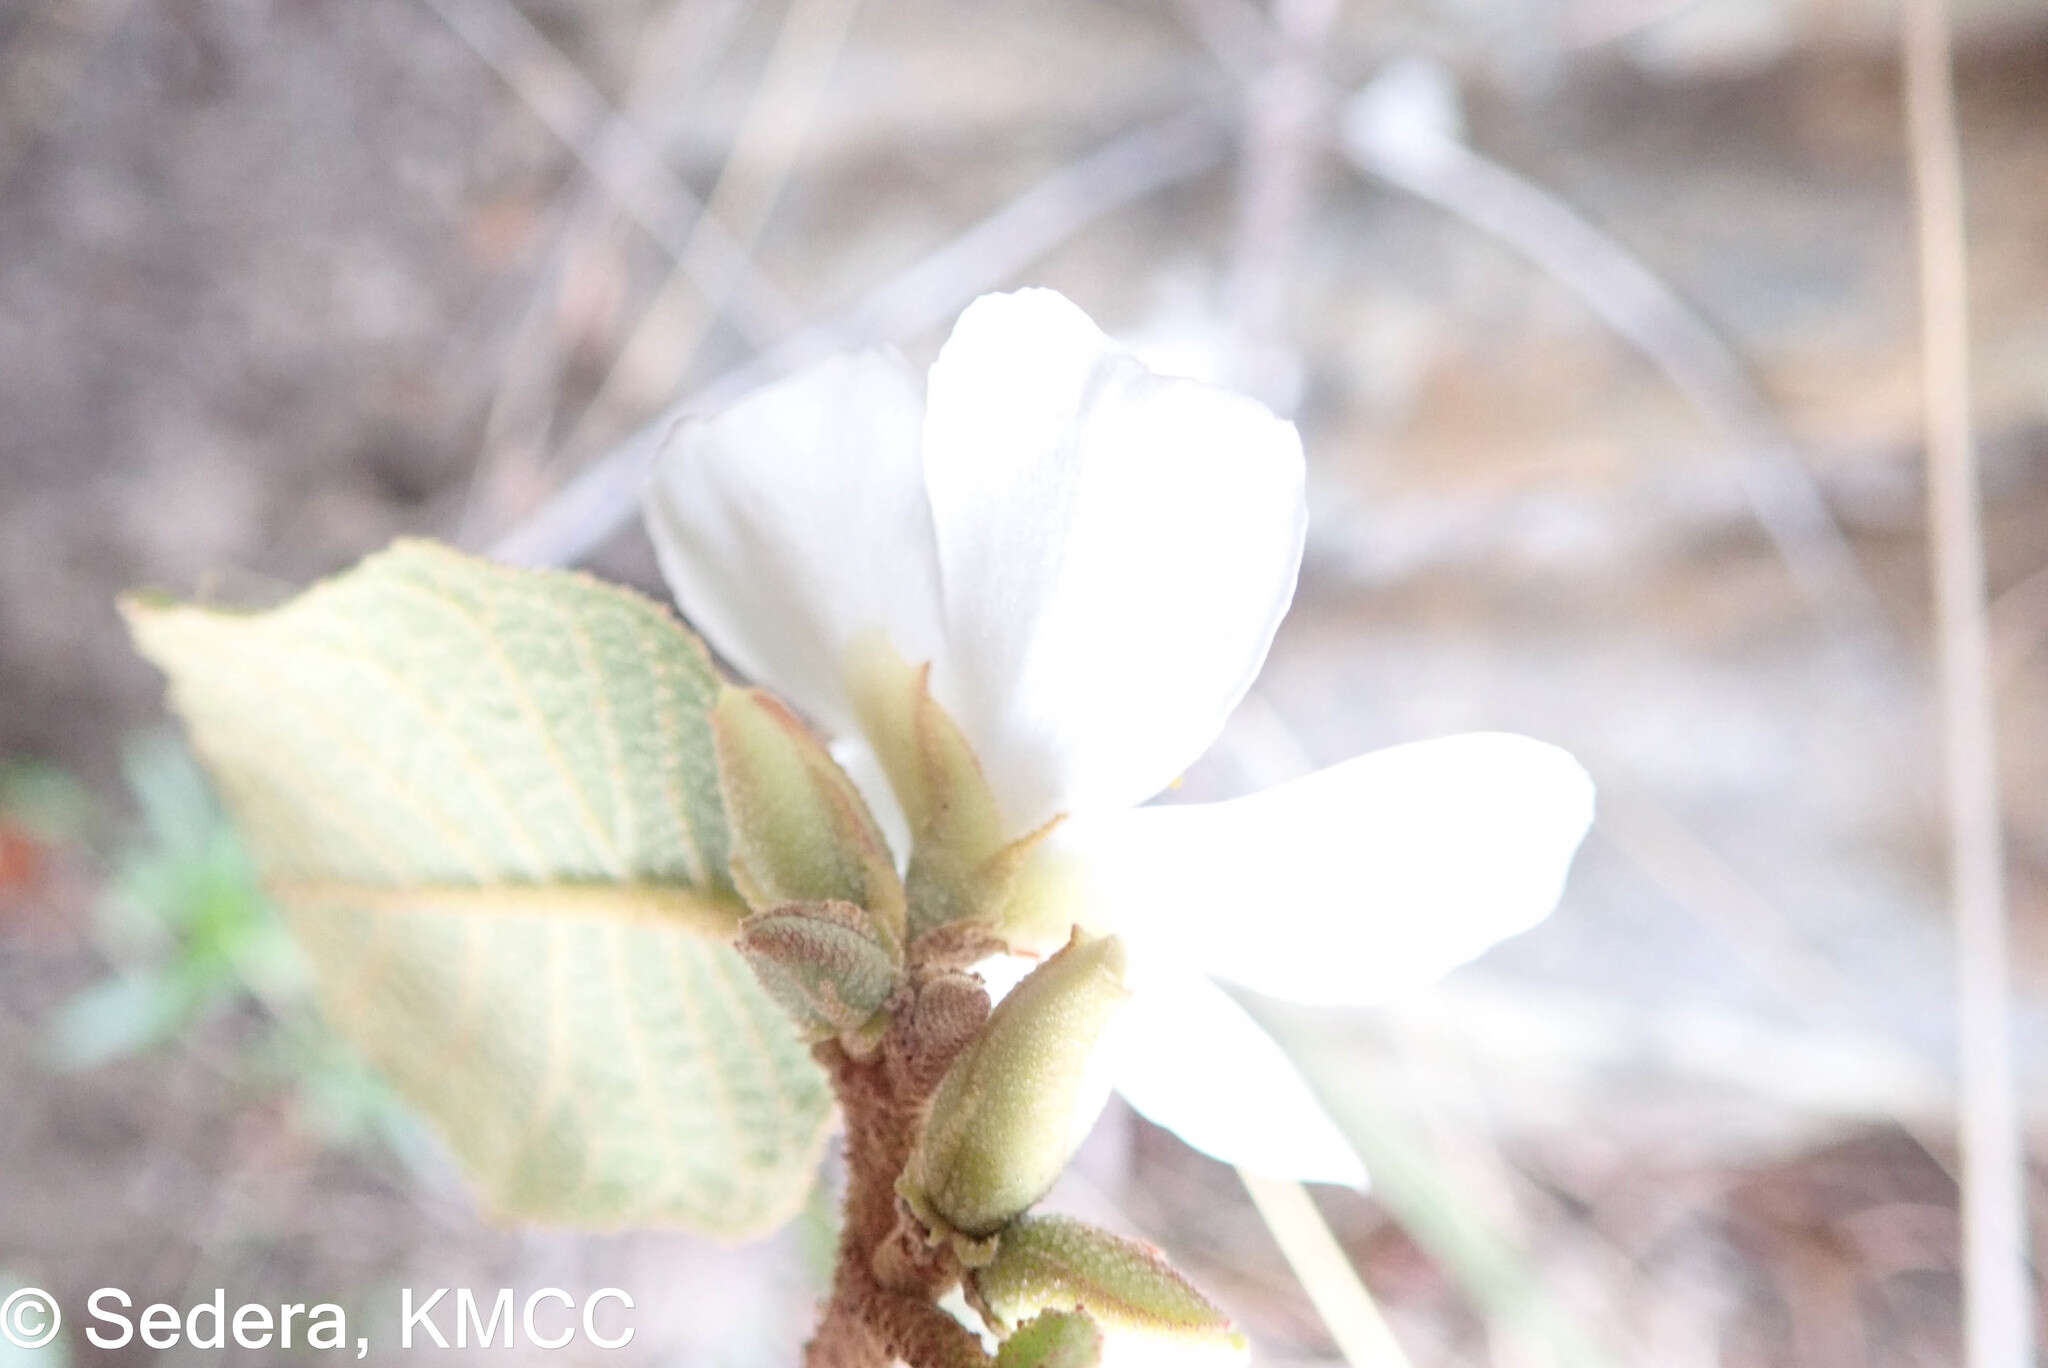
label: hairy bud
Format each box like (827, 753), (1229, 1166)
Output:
(970, 1216), (1247, 1363)
(711, 686), (905, 953)
(993, 1310), (1103, 1368)
(885, 970), (991, 1096)
(900, 931), (1129, 1251)
(737, 901), (900, 1047)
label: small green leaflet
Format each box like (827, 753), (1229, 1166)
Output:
(124, 540), (833, 1236)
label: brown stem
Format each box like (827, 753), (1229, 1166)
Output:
(803, 968), (992, 1368)
(868, 1294), (994, 1368)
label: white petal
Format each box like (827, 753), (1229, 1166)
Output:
(972, 950), (1036, 1005)
(642, 350), (942, 734)
(1054, 734), (1595, 1005)
(1107, 965), (1365, 1187)
(829, 738), (911, 870)
(921, 289), (1306, 828)
(1100, 1336), (1248, 1368)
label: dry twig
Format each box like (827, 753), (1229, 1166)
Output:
(1338, 65), (1889, 647)
(1898, 0), (2035, 1363)
(415, 0), (796, 347)
(1239, 1170), (1416, 1368)
(485, 105), (1227, 569)
(556, 0), (863, 468)
(456, 0), (747, 543)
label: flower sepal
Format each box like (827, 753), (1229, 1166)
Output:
(848, 637), (1077, 954)
(711, 685), (907, 956)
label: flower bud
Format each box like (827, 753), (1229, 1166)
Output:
(971, 1216), (1247, 1363)
(993, 1310), (1102, 1368)
(711, 686), (905, 954)
(737, 901), (900, 1046)
(901, 931), (1129, 1249)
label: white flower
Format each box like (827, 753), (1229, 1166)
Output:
(644, 288), (1594, 1187)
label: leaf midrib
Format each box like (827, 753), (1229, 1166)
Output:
(273, 879), (747, 936)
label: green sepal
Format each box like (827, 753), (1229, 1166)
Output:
(845, 636), (1075, 953)
(711, 686), (906, 955)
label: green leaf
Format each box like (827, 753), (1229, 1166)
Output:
(43, 970), (195, 1071)
(123, 539), (832, 1235)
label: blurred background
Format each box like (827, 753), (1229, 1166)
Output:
(3, 0), (2047, 1362)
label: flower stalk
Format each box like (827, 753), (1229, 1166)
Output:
(790, 924), (1240, 1368)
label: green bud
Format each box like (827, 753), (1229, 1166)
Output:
(993, 1310), (1102, 1368)
(737, 901), (900, 1046)
(843, 635), (1075, 952)
(846, 635), (1006, 867)
(711, 686), (905, 954)
(971, 1216), (1248, 1362)
(901, 931), (1129, 1249)
(845, 636), (1006, 937)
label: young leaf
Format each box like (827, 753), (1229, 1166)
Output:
(123, 539), (832, 1235)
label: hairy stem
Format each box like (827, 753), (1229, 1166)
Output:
(804, 969), (992, 1368)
